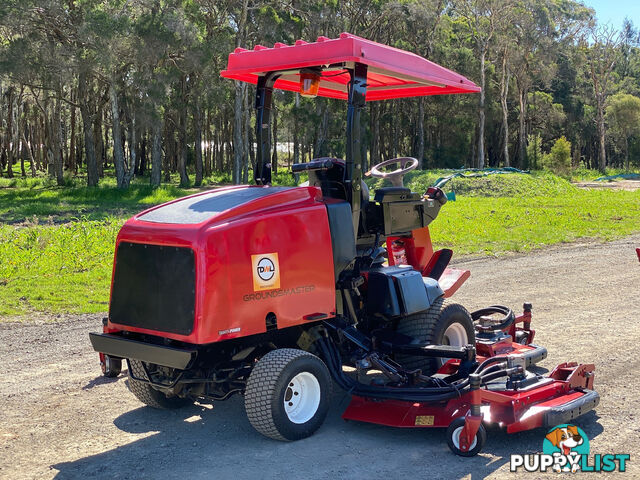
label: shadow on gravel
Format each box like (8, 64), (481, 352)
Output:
(81, 374), (125, 391)
(52, 395), (603, 480)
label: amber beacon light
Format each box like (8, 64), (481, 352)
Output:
(300, 68), (321, 97)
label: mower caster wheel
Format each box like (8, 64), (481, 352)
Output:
(127, 360), (191, 409)
(100, 354), (122, 378)
(245, 348), (332, 441)
(515, 331), (529, 345)
(446, 417), (487, 457)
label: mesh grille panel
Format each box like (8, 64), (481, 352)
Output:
(110, 242), (196, 335)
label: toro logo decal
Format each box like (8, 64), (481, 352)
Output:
(251, 253), (280, 291)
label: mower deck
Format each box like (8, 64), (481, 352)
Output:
(342, 354), (598, 435)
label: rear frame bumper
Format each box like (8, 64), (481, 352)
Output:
(89, 332), (196, 370)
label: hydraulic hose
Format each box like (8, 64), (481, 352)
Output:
(480, 369), (519, 384)
(473, 355), (511, 374)
(316, 337), (473, 402)
(472, 305), (515, 332)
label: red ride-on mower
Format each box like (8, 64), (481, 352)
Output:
(90, 33), (598, 455)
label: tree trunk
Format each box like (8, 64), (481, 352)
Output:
(151, 118), (162, 187)
(122, 112), (136, 188)
(6, 88), (15, 178)
(79, 70), (98, 186)
(477, 48), (486, 169)
(216, 115), (223, 171)
(53, 96), (64, 185)
(36, 115), (43, 172)
(178, 86), (190, 187)
(597, 97), (607, 172)
(194, 102), (203, 186)
(22, 129), (36, 178)
(624, 134), (629, 171)
(19, 122), (26, 177)
(371, 102), (380, 167)
(314, 101), (328, 158)
(205, 108), (212, 177)
(499, 49), (510, 167)
(163, 112), (172, 182)
(518, 87), (527, 169)
(109, 83), (126, 188)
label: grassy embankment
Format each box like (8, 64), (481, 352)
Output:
(1, 170), (638, 318)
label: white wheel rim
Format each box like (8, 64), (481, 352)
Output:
(451, 426), (477, 451)
(443, 323), (468, 347)
(283, 372), (321, 424)
(439, 323), (469, 366)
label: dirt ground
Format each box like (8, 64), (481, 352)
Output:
(574, 179), (640, 191)
(1, 234), (639, 480)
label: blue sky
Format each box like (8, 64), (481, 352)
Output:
(581, 0), (640, 29)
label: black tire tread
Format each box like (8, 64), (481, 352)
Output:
(127, 359), (190, 409)
(396, 298), (473, 373)
(245, 348), (326, 441)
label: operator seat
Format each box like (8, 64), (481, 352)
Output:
(305, 158), (370, 208)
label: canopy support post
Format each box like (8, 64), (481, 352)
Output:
(254, 73), (279, 185)
(346, 62), (368, 236)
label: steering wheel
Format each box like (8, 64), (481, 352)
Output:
(369, 157), (418, 188)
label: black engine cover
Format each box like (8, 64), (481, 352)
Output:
(366, 266), (432, 317)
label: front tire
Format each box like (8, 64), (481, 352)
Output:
(446, 417), (487, 457)
(127, 359), (191, 409)
(245, 348), (332, 441)
(396, 297), (475, 375)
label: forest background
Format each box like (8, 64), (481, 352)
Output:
(2, 0), (640, 318)
(1, 0), (640, 188)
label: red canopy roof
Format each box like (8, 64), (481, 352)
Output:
(221, 33), (480, 101)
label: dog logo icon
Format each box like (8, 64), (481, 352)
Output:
(543, 424), (590, 473)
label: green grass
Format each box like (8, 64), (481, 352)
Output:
(431, 189), (640, 255)
(0, 170), (302, 224)
(367, 169), (578, 197)
(0, 183), (193, 223)
(0, 219), (122, 316)
(569, 166), (640, 182)
(0, 170), (638, 319)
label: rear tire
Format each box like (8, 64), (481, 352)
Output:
(245, 348), (332, 441)
(127, 360), (191, 409)
(396, 297), (474, 375)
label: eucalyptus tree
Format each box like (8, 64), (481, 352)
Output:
(584, 24), (623, 172)
(606, 93), (640, 170)
(456, 0), (514, 169)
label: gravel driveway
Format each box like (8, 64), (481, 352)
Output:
(1, 234), (639, 479)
